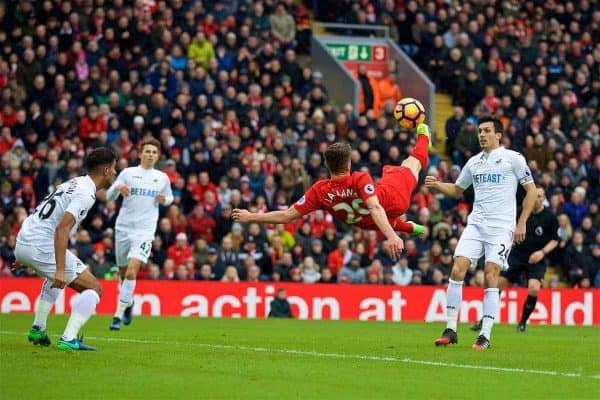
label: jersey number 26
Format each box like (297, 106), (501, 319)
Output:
(36, 189), (64, 220)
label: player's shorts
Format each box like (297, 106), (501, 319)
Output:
(377, 165), (417, 214)
(115, 229), (153, 267)
(502, 252), (546, 283)
(454, 224), (514, 270)
(15, 242), (87, 284)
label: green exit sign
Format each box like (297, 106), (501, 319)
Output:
(326, 43), (372, 61)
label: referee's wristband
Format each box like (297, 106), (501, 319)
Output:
(541, 249), (547, 256)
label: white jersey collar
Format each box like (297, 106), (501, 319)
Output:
(481, 146), (504, 160)
(85, 175), (97, 192)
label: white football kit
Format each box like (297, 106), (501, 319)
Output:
(454, 147), (533, 269)
(107, 166), (173, 266)
(16, 176), (97, 283)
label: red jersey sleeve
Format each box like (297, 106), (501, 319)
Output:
(293, 185), (321, 215)
(354, 172), (377, 201)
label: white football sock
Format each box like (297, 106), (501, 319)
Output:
(33, 279), (61, 330)
(446, 279), (463, 332)
(480, 288), (500, 340)
(115, 279), (136, 319)
(62, 289), (100, 341)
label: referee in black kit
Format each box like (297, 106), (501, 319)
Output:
(471, 186), (559, 333)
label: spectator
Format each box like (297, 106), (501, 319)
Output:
(146, 264), (162, 280)
(188, 204), (216, 243)
(374, 73), (402, 117)
(187, 32), (214, 70)
(337, 254), (366, 284)
(148, 61), (177, 100)
(300, 256), (321, 283)
(217, 262), (239, 282)
(356, 65), (375, 114)
(566, 231), (594, 286)
(197, 264), (214, 281)
(167, 233), (194, 271)
(268, 289), (293, 318)
(452, 117), (479, 166)
(327, 239), (351, 277)
(214, 237), (240, 280)
(270, 2), (296, 48)
(563, 187), (588, 229)
(79, 105), (106, 146)
(391, 256), (413, 286)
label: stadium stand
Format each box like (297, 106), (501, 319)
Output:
(0, 0), (598, 288)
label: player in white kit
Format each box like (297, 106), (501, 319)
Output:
(15, 148), (116, 351)
(425, 116), (537, 349)
(107, 138), (173, 331)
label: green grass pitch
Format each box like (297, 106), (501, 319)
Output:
(1, 314), (599, 399)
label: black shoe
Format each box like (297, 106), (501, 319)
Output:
(472, 335), (490, 350)
(517, 322), (526, 333)
(109, 317), (121, 331)
(470, 319), (482, 331)
(123, 301), (134, 326)
(434, 328), (458, 346)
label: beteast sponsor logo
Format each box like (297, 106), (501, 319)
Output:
(473, 173), (502, 184)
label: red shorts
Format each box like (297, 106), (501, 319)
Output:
(376, 165), (417, 218)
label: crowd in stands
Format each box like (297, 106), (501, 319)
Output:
(1, 0), (598, 288)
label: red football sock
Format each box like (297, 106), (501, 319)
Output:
(393, 219), (415, 234)
(410, 135), (429, 168)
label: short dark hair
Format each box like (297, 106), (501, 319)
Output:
(141, 137), (161, 152)
(85, 147), (115, 173)
(324, 142), (352, 175)
(478, 116), (503, 134)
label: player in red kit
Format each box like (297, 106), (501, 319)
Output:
(232, 123), (432, 260)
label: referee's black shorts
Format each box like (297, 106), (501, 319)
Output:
(502, 253), (546, 283)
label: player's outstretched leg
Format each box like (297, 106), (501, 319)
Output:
(435, 257), (470, 346)
(392, 219), (425, 235)
(401, 123), (432, 183)
(57, 269), (101, 351)
(416, 123), (433, 151)
(27, 278), (61, 347)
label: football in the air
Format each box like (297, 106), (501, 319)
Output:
(393, 97), (426, 129)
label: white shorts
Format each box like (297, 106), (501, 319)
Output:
(15, 242), (87, 284)
(454, 224), (513, 270)
(115, 229), (153, 267)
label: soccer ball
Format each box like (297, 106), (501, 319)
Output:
(394, 97), (426, 129)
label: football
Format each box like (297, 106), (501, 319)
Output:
(393, 97), (426, 129)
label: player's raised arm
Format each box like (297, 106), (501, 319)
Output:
(424, 176), (465, 199)
(364, 195), (404, 260)
(232, 207), (302, 224)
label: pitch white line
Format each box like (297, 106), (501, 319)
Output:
(1, 330), (598, 380)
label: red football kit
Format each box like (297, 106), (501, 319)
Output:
(293, 166), (417, 231)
